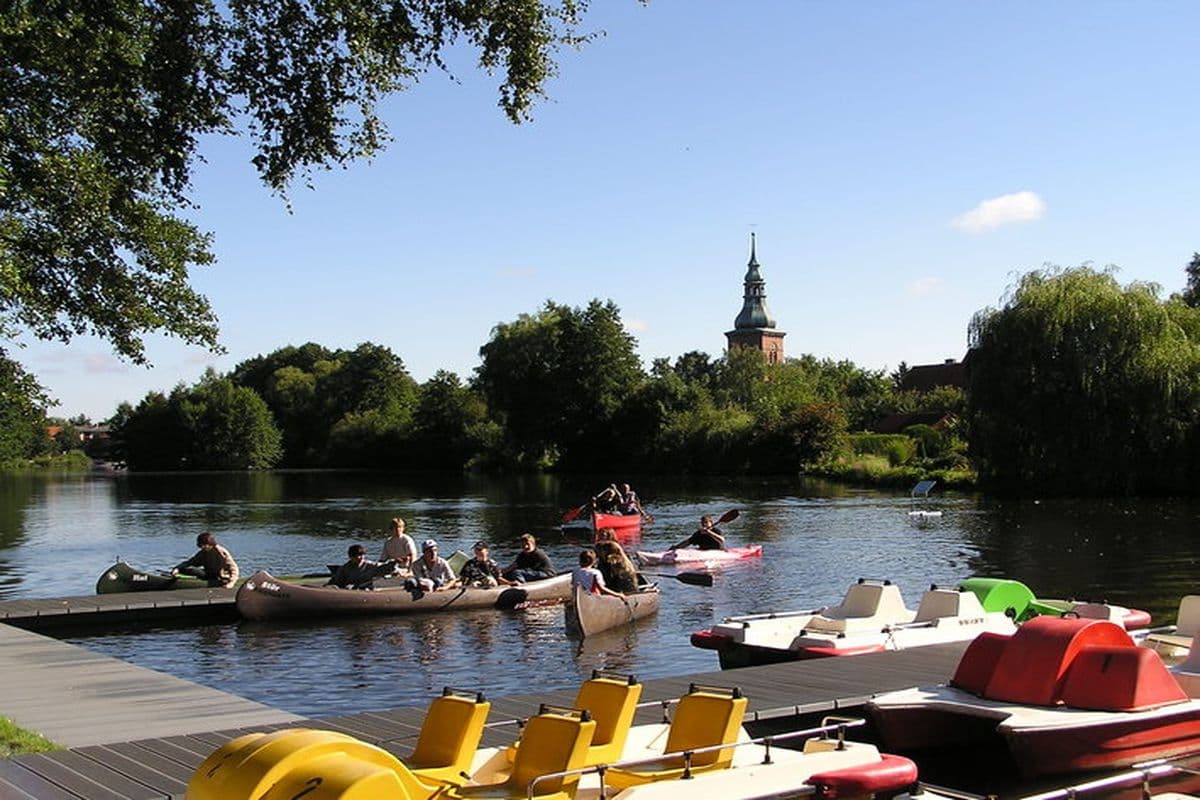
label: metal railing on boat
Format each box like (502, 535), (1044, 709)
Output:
(526, 716), (866, 800)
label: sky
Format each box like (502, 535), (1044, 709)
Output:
(16, 1), (1200, 420)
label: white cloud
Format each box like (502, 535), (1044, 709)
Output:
(32, 350), (130, 376)
(908, 277), (943, 297)
(951, 190), (1046, 233)
(624, 318), (649, 333)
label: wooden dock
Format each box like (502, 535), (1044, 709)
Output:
(0, 590), (238, 632)
(0, 617), (969, 800)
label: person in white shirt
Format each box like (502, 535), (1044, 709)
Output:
(405, 539), (459, 599)
(570, 549), (624, 599)
(380, 517), (417, 574)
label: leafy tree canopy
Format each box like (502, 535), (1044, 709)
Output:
(967, 265), (1200, 495)
(1, 0), (593, 362)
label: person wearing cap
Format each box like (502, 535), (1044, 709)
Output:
(380, 517), (417, 575)
(327, 544), (400, 590)
(405, 539), (459, 599)
(171, 532), (239, 588)
(501, 533), (556, 583)
(458, 541), (515, 588)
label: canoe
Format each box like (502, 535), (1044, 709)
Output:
(235, 570), (573, 621)
(565, 583), (660, 638)
(593, 512), (642, 534)
(635, 545), (762, 567)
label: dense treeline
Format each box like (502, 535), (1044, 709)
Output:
(9, 263), (1200, 496)
(105, 299), (963, 476)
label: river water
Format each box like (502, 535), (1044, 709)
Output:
(2, 471), (1198, 721)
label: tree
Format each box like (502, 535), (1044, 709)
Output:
(410, 370), (495, 469)
(0, 348), (51, 463)
(967, 265), (1200, 495)
(2, 1), (595, 362)
(1182, 252), (1200, 308)
(474, 299), (643, 468)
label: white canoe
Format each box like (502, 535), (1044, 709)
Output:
(565, 584), (660, 638)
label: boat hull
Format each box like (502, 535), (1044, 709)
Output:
(565, 584), (659, 638)
(636, 545), (762, 567)
(236, 570), (572, 621)
(592, 512), (642, 537)
(96, 561), (201, 593)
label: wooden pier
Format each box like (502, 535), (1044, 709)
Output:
(0, 615), (969, 799)
(0, 590), (238, 632)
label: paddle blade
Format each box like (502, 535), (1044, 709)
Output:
(676, 571), (714, 587)
(562, 505), (585, 523)
(717, 509), (740, 524)
(495, 587), (529, 610)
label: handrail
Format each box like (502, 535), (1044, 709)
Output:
(719, 607), (828, 623)
(913, 759), (1200, 800)
(525, 717), (866, 799)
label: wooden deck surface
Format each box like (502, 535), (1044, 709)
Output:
(0, 622), (969, 799)
(0, 590), (238, 632)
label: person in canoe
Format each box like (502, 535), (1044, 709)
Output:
(615, 483), (645, 517)
(458, 541), (516, 588)
(593, 529), (640, 593)
(502, 533), (556, 583)
(327, 544), (400, 590)
(571, 548), (625, 599)
(171, 532), (240, 587)
(592, 484), (621, 514)
(380, 516), (417, 575)
(670, 515), (726, 551)
(404, 539), (460, 599)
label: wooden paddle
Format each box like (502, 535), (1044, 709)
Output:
(641, 571), (713, 587)
(716, 508), (740, 525)
(561, 504), (587, 523)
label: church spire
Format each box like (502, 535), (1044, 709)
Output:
(725, 234), (786, 363)
(733, 233), (777, 330)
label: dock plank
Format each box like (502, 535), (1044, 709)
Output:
(10, 752), (136, 800)
(0, 759), (79, 800)
(75, 745), (189, 797)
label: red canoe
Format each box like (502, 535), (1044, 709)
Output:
(592, 512), (642, 535)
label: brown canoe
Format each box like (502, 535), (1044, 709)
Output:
(236, 570), (572, 621)
(564, 583), (660, 638)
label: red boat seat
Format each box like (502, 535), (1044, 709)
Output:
(1058, 646), (1187, 711)
(950, 631), (1010, 696)
(983, 617), (1133, 706)
(808, 754), (919, 799)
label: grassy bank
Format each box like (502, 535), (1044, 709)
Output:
(0, 716), (59, 757)
(812, 454), (976, 490)
(0, 451), (93, 472)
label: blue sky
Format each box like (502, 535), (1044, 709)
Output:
(18, 1), (1200, 419)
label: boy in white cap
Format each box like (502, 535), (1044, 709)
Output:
(406, 539), (459, 599)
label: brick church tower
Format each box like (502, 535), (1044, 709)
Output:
(725, 233), (785, 363)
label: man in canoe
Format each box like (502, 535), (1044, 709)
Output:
(616, 483), (645, 517)
(502, 533), (556, 583)
(458, 541), (516, 588)
(593, 529), (640, 592)
(380, 516), (417, 575)
(327, 544), (400, 590)
(171, 532), (240, 587)
(405, 539), (460, 599)
(669, 515), (726, 551)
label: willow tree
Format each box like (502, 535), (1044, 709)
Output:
(2, 1), (595, 363)
(967, 265), (1200, 495)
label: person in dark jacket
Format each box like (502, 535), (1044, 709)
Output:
(502, 533), (556, 583)
(327, 544), (398, 590)
(670, 515), (726, 551)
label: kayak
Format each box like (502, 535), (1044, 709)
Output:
(593, 512), (642, 535)
(96, 560), (332, 595)
(236, 570), (573, 621)
(565, 583), (660, 638)
(635, 545), (762, 567)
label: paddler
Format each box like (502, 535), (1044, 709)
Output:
(669, 515), (726, 551)
(171, 532), (240, 587)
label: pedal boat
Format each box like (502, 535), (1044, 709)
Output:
(186, 674), (920, 800)
(867, 616), (1200, 778)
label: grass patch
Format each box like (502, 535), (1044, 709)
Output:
(0, 716), (59, 757)
(812, 455), (977, 489)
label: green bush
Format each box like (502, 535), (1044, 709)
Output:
(848, 433), (916, 466)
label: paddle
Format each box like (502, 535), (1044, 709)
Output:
(641, 571), (713, 587)
(716, 508), (740, 525)
(561, 504), (587, 523)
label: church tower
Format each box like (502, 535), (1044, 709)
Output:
(725, 233), (785, 363)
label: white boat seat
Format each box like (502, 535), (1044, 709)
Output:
(805, 582), (913, 632)
(913, 589), (987, 623)
(1176, 596), (1200, 638)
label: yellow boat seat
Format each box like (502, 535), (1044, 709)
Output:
(604, 684), (748, 790)
(184, 727), (442, 800)
(507, 670), (642, 767)
(445, 705), (596, 800)
(409, 687), (491, 785)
